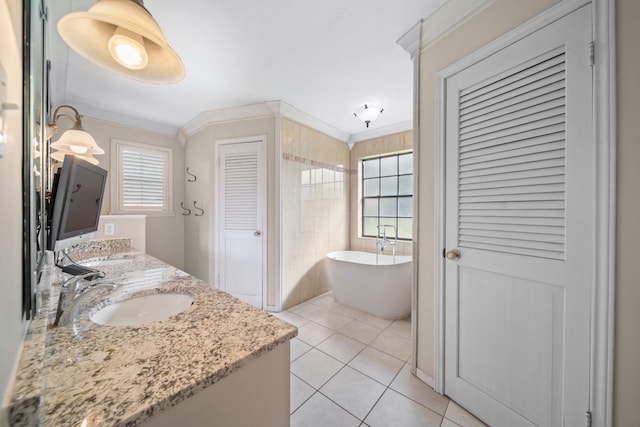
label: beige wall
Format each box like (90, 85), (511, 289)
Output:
(183, 118), (277, 306)
(95, 215), (146, 252)
(613, 0), (640, 425)
(350, 131), (413, 256)
(415, 0), (559, 381)
(0, 0), (27, 407)
(280, 119), (350, 309)
(76, 118), (185, 269)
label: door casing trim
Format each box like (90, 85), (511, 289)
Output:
(433, 1), (615, 426)
(212, 135), (268, 309)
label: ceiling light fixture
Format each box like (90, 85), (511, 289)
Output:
(57, 0), (185, 84)
(48, 105), (104, 165)
(354, 104), (384, 128)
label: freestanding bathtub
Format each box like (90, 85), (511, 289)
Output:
(326, 251), (412, 319)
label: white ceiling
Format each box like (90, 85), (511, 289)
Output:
(49, 0), (447, 139)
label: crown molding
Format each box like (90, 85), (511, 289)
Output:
(419, 0), (496, 52)
(269, 101), (352, 143)
(179, 101), (351, 145)
(397, 20), (423, 59)
(349, 120), (413, 148)
(179, 102), (277, 142)
(69, 101), (179, 135)
(66, 99), (414, 148)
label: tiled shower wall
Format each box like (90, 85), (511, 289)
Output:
(350, 131), (413, 256)
(281, 119), (351, 309)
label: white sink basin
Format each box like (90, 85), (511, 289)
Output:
(90, 293), (194, 326)
(81, 258), (129, 268)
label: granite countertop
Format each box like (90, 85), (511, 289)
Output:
(8, 245), (297, 426)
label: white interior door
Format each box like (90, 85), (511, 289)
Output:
(443, 6), (593, 427)
(216, 139), (265, 308)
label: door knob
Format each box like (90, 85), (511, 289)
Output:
(446, 249), (461, 260)
(254, 231), (262, 237)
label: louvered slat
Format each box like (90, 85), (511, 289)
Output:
(457, 51), (566, 260)
(459, 53), (565, 107)
(225, 153), (258, 230)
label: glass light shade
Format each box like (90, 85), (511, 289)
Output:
(69, 144), (89, 154)
(50, 150), (100, 165)
(57, 0), (185, 83)
(108, 27), (149, 70)
(51, 129), (104, 155)
(354, 104), (384, 128)
(50, 129), (103, 165)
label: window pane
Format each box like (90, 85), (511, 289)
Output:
(364, 198), (378, 216)
(398, 153), (413, 175)
(398, 175), (413, 196)
(380, 198), (397, 217)
(363, 159), (379, 178)
(364, 178), (379, 197)
(398, 196), (413, 217)
(380, 176), (398, 196)
(360, 151), (413, 241)
(313, 168), (323, 184)
(398, 218), (413, 239)
(363, 217), (379, 236)
(379, 218), (397, 238)
(380, 156), (398, 176)
(323, 168), (334, 183)
(300, 170), (310, 185)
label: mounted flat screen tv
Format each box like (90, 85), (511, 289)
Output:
(47, 155), (108, 252)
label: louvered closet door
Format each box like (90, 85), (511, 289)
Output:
(444, 6), (592, 427)
(217, 141), (264, 308)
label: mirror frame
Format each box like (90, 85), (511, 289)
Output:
(22, 0), (48, 319)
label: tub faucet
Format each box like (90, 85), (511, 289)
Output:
(376, 225), (397, 257)
(51, 271), (114, 328)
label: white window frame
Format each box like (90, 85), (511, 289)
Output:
(359, 150), (414, 241)
(110, 139), (174, 216)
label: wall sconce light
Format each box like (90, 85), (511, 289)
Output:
(57, 0), (185, 84)
(353, 104), (384, 128)
(48, 105), (103, 165)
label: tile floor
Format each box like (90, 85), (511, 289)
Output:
(272, 292), (487, 427)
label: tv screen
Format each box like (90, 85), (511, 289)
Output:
(48, 156), (108, 252)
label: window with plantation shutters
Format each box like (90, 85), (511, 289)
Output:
(112, 140), (173, 214)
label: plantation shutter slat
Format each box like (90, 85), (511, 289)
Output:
(458, 51), (567, 261)
(121, 148), (167, 209)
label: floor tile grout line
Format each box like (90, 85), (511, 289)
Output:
(386, 379), (450, 418)
(358, 356), (408, 423)
(316, 387), (367, 422)
(289, 389), (318, 417)
(289, 294), (432, 425)
(291, 329), (402, 420)
(291, 333), (448, 422)
(316, 325), (412, 366)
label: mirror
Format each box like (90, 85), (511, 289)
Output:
(23, 0), (49, 318)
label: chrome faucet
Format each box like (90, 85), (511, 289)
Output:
(51, 271), (115, 328)
(376, 225), (397, 257)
